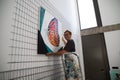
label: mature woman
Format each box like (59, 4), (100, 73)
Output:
(46, 30), (75, 55)
(46, 30), (80, 80)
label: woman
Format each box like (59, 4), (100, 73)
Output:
(46, 30), (75, 55)
(46, 30), (80, 80)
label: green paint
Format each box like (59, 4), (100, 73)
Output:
(40, 7), (45, 32)
(39, 7), (53, 53)
(46, 45), (53, 52)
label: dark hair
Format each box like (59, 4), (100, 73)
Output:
(64, 30), (72, 35)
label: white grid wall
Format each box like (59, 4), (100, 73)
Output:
(0, 0), (65, 80)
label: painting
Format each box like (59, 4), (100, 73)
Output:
(37, 7), (62, 54)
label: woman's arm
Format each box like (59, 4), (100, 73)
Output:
(46, 50), (68, 56)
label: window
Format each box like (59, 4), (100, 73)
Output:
(78, 0), (97, 29)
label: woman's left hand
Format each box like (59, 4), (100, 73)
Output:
(45, 52), (55, 56)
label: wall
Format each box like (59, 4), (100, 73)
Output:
(0, 0), (15, 72)
(0, 0), (64, 80)
(104, 30), (120, 69)
(98, 0), (120, 69)
(49, 0), (85, 79)
(98, 0), (120, 26)
(0, 0), (84, 80)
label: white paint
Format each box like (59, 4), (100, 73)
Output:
(98, 0), (120, 69)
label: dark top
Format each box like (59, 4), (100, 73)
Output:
(64, 39), (75, 52)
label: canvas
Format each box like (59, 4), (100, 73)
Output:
(37, 7), (62, 54)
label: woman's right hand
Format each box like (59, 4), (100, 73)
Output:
(62, 37), (66, 45)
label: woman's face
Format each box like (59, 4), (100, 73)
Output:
(64, 32), (71, 41)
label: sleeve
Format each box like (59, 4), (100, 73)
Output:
(64, 40), (75, 52)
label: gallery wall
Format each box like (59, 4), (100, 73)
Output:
(49, 0), (85, 79)
(0, 0), (84, 80)
(0, 0), (64, 79)
(98, 0), (120, 69)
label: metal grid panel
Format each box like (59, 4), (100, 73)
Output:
(0, 0), (65, 80)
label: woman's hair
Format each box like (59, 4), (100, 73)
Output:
(64, 30), (72, 35)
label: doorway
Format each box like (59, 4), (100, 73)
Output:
(82, 33), (110, 80)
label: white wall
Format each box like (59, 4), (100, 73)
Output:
(49, 0), (79, 34)
(0, 0), (64, 80)
(49, 0), (85, 79)
(0, 0), (15, 71)
(98, 0), (120, 69)
(0, 0), (84, 80)
(98, 0), (120, 26)
(104, 30), (120, 69)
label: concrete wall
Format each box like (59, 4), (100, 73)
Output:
(104, 30), (120, 69)
(98, 0), (120, 69)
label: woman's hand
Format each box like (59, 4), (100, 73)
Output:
(62, 37), (66, 45)
(45, 52), (55, 56)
